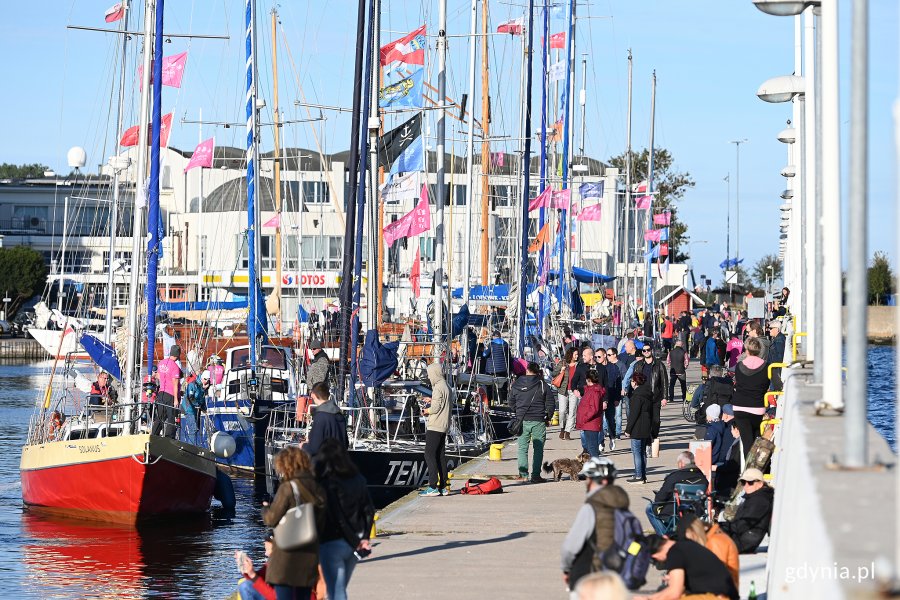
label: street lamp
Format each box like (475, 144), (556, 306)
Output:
(752, 0), (819, 17)
(757, 75), (805, 103)
(729, 139), (748, 265)
(776, 127), (796, 143)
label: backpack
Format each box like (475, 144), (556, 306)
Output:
(694, 378), (733, 425)
(460, 477), (503, 495)
(595, 509), (651, 590)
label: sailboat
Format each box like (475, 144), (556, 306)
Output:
(19, 1), (218, 524)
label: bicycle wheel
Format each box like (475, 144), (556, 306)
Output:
(682, 383), (699, 422)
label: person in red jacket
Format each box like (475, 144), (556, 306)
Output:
(236, 533), (276, 600)
(575, 370), (605, 458)
(661, 315), (675, 355)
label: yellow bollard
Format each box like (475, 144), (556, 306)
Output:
(370, 513), (379, 539)
(489, 443), (503, 461)
(551, 410), (559, 426)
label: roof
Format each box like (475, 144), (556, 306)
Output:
(654, 285), (706, 307)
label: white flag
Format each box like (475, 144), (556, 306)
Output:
(380, 171), (423, 205)
(549, 61), (565, 82)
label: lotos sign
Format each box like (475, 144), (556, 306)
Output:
(281, 272), (340, 288)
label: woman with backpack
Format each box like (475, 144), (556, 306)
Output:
(315, 438), (376, 600)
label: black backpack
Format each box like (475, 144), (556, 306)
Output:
(694, 378), (733, 424)
(594, 509), (651, 590)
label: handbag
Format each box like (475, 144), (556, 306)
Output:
(551, 368), (565, 388)
(273, 480), (318, 551)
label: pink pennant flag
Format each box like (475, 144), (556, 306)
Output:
(633, 180), (648, 194)
(490, 152), (505, 168)
(644, 229), (663, 243)
(105, 2), (125, 23)
(407, 190), (432, 237)
(551, 188), (571, 210)
(653, 211), (671, 226)
(263, 214), (281, 228)
(635, 195), (652, 210)
(383, 215), (411, 248)
(139, 52), (188, 90)
(528, 187), (552, 212)
(578, 203), (602, 221)
(184, 137), (214, 172)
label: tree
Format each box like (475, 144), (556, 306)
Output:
(751, 254), (783, 290)
(0, 163), (50, 179)
(607, 148), (695, 262)
(0, 246), (47, 314)
(868, 251), (893, 305)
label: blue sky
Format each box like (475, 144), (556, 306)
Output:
(0, 0), (895, 287)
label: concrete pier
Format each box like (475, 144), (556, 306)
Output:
(349, 364), (767, 599)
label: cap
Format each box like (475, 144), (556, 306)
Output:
(721, 404), (734, 417)
(740, 467), (764, 483)
(201, 370), (211, 381)
(705, 404), (721, 420)
(308, 338), (323, 349)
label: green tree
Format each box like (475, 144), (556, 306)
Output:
(867, 251), (893, 305)
(0, 163), (50, 179)
(751, 254), (783, 290)
(607, 148), (695, 262)
(0, 247), (48, 314)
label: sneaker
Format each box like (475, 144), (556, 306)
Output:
(440, 488), (450, 496)
(530, 475), (548, 484)
(515, 475), (529, 482)
(626, 477), (646, 484)
(609, 438), (616, 451)
(419, 487), (441, 497)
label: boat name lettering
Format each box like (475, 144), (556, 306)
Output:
(78, 444), (101, 454)
(385, 460), (428, 487)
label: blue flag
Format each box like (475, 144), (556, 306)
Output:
(578, 181), (604, 199)
(389, 135), (424, 174)
(379, 69), (425, 109)
(646, 244), (660, 260)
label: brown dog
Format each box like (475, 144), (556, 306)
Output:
(541, 452), (589, 482)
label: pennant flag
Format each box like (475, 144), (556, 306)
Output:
(634, 195), (652, 210)
(645, 244), (660, 260)
(549, 31), (566, 49)
(644, 229), (662, 243)
(381, 171), (422, 205)
(528, 187), (552, 212)
(548, 61), (565, 82)
(119, 113), (173, 147)
(551, 188), (571, 210)
(578, 203), (602, 221)
(547, 117), (564, 143)
(263, 214), (280, 228)
(389, 135), (424, 174)
(381, 25), (426, 67)
(633, 180), (648, 194)
(184, 137), (214, 172)
(659, 228), (669, 242)
(529, 222), (550, 252)
(653, 211), (671, 226)
(383, 189), (432, 247)
(138, 52), (188, 90)
(105, 1), (126, 22)
(659, 243), (670, 256)
(379, 69), (425, 109)
(660, 257), (670, 274)
(410, 247), (422, 298)
(579, 181), (604, 199)
(490, 152), (505, 168)
(378, 113), (422, 168)
(497, 17), (525, 35)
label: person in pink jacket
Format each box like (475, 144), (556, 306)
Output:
(725, 333), (744, 371)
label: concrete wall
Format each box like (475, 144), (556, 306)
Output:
(841, 306), (896, 343)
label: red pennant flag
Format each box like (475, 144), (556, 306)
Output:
(263, 214), (280, 228)
(119, 113), (173, 147)
(410, 247), (422, 298)
(528, 187), (552, 212)
(549, 32), (566, 49)
(380, 25), (426, 66)
(104, 2), (125, 23)
(497, 17), (525, 35)
(659, 242), (670, 257)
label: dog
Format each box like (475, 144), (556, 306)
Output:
(542, 452), (589, 482)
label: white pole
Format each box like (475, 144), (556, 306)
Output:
(819, 0), (843, 411)
(804, 9), (818, 367)
(198, 108), (204, 273)
(791, 14), (804, 343)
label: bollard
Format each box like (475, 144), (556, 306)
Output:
(371, 513), (379, 539)
(550, 410), (559, 426)
(489, 443), (503, 461)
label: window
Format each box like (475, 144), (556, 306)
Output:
(492, 185), (512, 207)
(302, 181), (329, 204)
(102, 251), (131, 272)
(453, 184), (466, 206)
(59, 251), (93, 274)
(301, 236), (343, 270)
(12, 206), (49, 232)
(238, 235), (276, 270)
(419, 236), (435, 262)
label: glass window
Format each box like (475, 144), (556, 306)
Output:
(239, 235), (275, 270)
(454, 184), (466, 206)
(493, 185), (511, 207)
(302, 181), (329, 204)
(419, 236), (435, 262)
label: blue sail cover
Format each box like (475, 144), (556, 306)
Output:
(158, 300), (249, 312)
(359, 330), (399, 388)
(80, 334), (122, 380)
(451, 285), (510, 302)
(249, 280), (269, 342)
(572, 266), (616, 284)
(297, 305), (309, 323)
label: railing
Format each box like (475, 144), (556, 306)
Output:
(0, 219), (133, 237)
(29, 400), (186, 445)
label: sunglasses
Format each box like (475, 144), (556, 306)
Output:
(740, 480), (757, 486)
(606, 352), (616, 356)
(642, 349), (652, 353)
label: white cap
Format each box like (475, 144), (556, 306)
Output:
(705, 404), (721, 420)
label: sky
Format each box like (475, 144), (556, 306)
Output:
(0, 0), (896, 289)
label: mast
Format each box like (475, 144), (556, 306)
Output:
(645, 71), (657, 332)
(433, 0), (447, 359)
(624, 50), (633, 325)
(145, 0), (165, 370)
(516, 0), (535, 357)
(479, 0), (490, 285)
(578, 53), (587, 268)
(104, 2), (130, 344)
(271, 8), (283, 332)
(537, 0), (549, 335)
(336, 0), (369, 402)
(245, 0), (264, 367)
(124, 0), (155, 405)
(366, 1), (380, 335)
(558, 0), (576, 311)
(463, 0), (478, 305)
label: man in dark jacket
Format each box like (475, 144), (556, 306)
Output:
(570, 347), (607, 398)
(646, 451), (709, 535)
(560, 458), (630, 593)
(638, 345), (668, 440)
(304, 382), (348, 456)
(677, 310), (692, 347)
(719, 468), (774, 553)
(306, 338), (332, 391)
(666, 339), (689, 402)
(603, 349), (623, 445)
(510, 362), (555, 483)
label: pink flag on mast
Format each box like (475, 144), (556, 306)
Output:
(528, 187), (552, 212)
(263, 214), (281, 228)
(578, 203), (602, 221)
(635, 195), (652, 210)
(644, 229), (663, 243)
(139, 52), (189, 89)
(407, 188), (432, 237)
(184, 137), (214, 172)
(551, 188), (571, 210)
(653, 211), (671, 226)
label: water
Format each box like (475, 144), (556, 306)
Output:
(0, 350), (896, 597)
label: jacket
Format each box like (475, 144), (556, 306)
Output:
(575, 384), (604, 431)
(720, 485), (774, 553)
(509, 374), (555, 423)
(305, 400), (348, 455)
(571, 361), (607, 396)
(483, 338), (512, 375)
(551, 360), (577, 393)
(563, 484), (630, 589)
(318, 470), (376, 547)
(731, 359), (770, 411)
(661, 320), (674, 339)
(604, 363), (622, 404)
(426, 363), (451, 433)
(652, 465), (708, 518)
(768, 333), (786, 364)
(306, 351), (332, 390)
(704, 337), (721, 366)
(262, 474), (326, 587)
(704, 420), (732, 466)
(625, 382), (654, 439)
(639, 358), (668, 403)
(706, 522), (740, 589)
(667, 346), (688, 374)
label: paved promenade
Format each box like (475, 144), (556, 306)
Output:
(350, 363), (768, 599)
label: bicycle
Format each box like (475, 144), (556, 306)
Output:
(682, 383), (699, 423)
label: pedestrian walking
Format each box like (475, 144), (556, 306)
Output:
(575, 370), (604, 458)
(552, 348), (579, 440)
(666, 339), (689, 403)
(511, 362), (555, 483)
(731, 337), (770, 458)
(625, 373), (653, 483)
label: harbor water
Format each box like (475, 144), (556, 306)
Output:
(0, 349), (896, 598)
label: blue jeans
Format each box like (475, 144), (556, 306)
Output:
(631, 437), (649, 480)
(646, 503), (671, 535)
(238, 579), (266, 600)
(320, 539), (359, 600)
(601, 401), (617, 441)
(274, 585), (312, 600)
(580, 429), (600, 458)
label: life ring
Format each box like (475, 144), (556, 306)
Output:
(48, 411), (63, 439)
